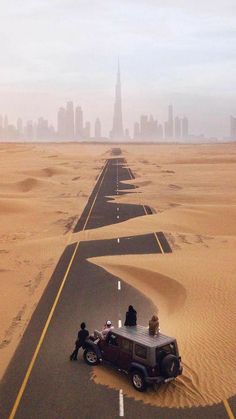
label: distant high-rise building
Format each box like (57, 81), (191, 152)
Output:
(57, 107), (66, 139)
(17, 118), (23, 137)
(110, 61), (124, 140)
(168, 105), (174, 137)
(84, 121), (91, 139)
(164, 105), (174, 138)
(37, 117), (49, 140)
(133, 122), (140, 139)
(164, 121), (169, 139)
(230, 116), (236, 139)
(75, 106), (83, 139)
(140, 115), (148, 139)
(175, 116), (181, 138)
(66, 101), (74, 139)
(134, 114), (159, 141)
(182, 116), (189, 138)
(94, 118), (101, 139)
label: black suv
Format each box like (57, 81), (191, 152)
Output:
(83, 325), (182, 391)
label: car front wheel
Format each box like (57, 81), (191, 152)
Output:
(83, 349), (99, 366)
(131, 370), (147, 392)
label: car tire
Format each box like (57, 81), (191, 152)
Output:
(131, 370), (147, 392)
(160, 354), (179, 378)
(83, 348), (99, 366)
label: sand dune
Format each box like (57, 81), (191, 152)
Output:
(22, 166), (70, 178)
(0, 143), (108, 379)
(90, 245), (236, 408)
(0, 198), (32, 213)
(1, 142), (236, 411)
(16, 177), (41, 192)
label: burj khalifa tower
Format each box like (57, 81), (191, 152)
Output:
(110, 61), (124, 141)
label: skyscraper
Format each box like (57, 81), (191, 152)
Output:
(110, 61), (124, 140)
(57, 107), (66, 139)
(94, 118), (101, 139)
(175, 116), (181, 138)
(75, 106), (83, 139)
(65, 101), (74, 140)
(168, 105), (174, 137)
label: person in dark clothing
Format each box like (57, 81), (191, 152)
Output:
(124, 305), (137, 326)
(70, 322), (89, 361)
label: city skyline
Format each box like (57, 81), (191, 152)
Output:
(1, 97), (235, 142)
(0, 1), (235, 138)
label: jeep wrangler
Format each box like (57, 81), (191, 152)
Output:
(83, 325), (182, 392)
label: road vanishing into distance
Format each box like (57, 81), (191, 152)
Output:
(0, 148), (235, 419)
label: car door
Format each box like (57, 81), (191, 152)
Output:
(100, 332), (120, 365)
(118, 338), (133, 370)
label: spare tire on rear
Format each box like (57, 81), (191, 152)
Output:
(160, 354), (179, 378)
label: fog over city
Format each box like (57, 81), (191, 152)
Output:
(0, 0), (236, 139)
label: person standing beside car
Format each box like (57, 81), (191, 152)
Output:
(124, 305), (137, 326)
(70, 322), (89, 361)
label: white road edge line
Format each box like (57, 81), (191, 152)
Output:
(117, 238), (120, 243)
(119, 389), (124, 416)
(118, 280), (121, 290)
(117, 215), (120, 219)
(117, 207), (119, 211)
(118, 320), (122, 328)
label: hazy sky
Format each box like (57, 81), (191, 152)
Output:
(0, 0), (236, 137)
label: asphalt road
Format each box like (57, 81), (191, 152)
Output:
(0, 150), (235, 419)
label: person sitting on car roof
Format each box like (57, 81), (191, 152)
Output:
(124, 305), (137, 326)
(94, 320), (114, 340)
(149, 314), (160, 336)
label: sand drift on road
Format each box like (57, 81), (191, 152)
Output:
(1, 143), (236, 411)
(87, 143), (236, 409)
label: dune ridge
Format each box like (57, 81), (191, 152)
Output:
(90, 249), (236, 408)
(1, 142), (236, 411)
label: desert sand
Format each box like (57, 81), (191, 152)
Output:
(0, 143), (108, 378)
(1, 142), (236, 410)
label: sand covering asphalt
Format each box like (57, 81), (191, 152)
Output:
(84, 143), (236, 409)
(1, 143), (236, 410)
(0, 143), (108, 378)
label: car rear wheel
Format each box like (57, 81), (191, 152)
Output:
(131, 370), (147, 392)
(83, 349), (99, 365)
(160, 354), (179, 378)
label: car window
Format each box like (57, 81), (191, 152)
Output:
(121, 338), (133, 353)
(108, 334), (119, 346)
(156, 343), (175, 361)
(158, 343), (175, 354)
(135, 344), (147, 359)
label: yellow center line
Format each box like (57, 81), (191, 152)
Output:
(8, 159), (109, 419)
(223, 399), (235, 419)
